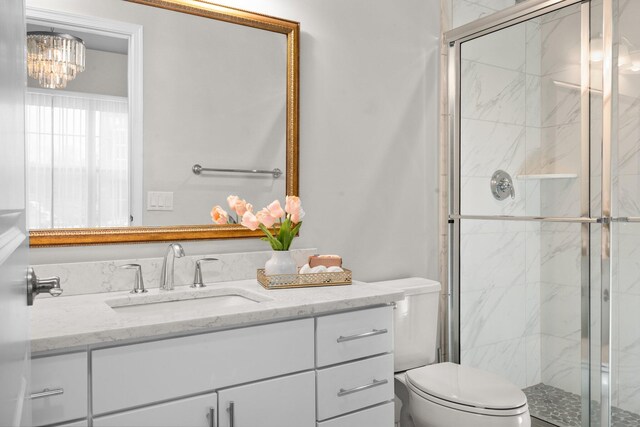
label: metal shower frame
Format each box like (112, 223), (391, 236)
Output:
(443, 0), (621, 425)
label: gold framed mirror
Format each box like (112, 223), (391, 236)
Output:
(28, 0), (299, 247)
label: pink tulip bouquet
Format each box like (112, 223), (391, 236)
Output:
(210, 195), (304, 251)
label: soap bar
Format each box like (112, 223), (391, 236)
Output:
(308, 254), (342, 268)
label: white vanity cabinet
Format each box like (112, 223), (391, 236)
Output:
(32, 305), (395, 427)
(93, 393), (217, 427)
(217, 371), (316, 427)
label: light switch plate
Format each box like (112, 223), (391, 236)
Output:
(147, 191), (173, 211)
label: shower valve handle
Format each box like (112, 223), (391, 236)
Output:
(490, 170), (515, 201)
(498, 178), (515, 199)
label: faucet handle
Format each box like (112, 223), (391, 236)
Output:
(120, 264), (147, 294)
(170, 243), (185, 257)
(191, 258), (219, 288)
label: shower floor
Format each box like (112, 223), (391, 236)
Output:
(523, 383), (640, 427)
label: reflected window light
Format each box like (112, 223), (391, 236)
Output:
(591, 34), (603, 63)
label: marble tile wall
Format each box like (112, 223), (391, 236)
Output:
(535, 6), (584, 398)
(450, 0), (517, 28)
(612, 0), (640, 415)
(613, 226), (640, 414)
(32, 248), (317, 297)
(457, 0), (587, 395)
(449, 0), (640, 417)
(458, 16), (541, 389)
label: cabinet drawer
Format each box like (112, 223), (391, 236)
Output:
(316, 401), (394, 427)
(93, 318), (314, 414)
(31, 352), (87, 427)
(316, 306), (392, 367)
(93, 392), (216, 427)
(316, 353), (394, 420)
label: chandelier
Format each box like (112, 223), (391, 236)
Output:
(27, 31), (86, 89)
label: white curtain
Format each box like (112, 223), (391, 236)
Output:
(26, 90), (129, 229)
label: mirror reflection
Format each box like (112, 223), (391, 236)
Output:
(26, 0), (288, 231)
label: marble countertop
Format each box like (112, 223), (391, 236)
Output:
(30, 279), (403, 353)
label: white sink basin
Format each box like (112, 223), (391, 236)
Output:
(106, 287), (270, 315)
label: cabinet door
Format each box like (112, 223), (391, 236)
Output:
(31, 352), (88, 426)
(93, 393), (216, 427)
(218, 372), (315, 427)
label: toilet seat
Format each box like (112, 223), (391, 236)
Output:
(405, 363), (528, 417)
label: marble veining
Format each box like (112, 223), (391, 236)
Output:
(460, 284), (526, 349)
(30, 279), (403, 353)
(460, 231), (526, 291)
(460, 60), (526, 126)
(460, 119), (526, 178)
(455, 0), (640, 415)
(450, 0), (516, 29)
(461, 23), (525, 72)
(32, 248), (317, 297)
(461, 337), (527, 388)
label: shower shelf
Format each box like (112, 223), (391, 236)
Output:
(516, 173), (578, 180)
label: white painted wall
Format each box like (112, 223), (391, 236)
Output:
(26, 0), (287, 227)
(136, 5), (286, 226)
(27, 0), (441, 283)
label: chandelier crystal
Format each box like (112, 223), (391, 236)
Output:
(27, 31), (86, 89)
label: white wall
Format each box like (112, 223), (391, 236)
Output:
(28, 0), (441, 283)
(136, 5), (286, 226)
(26, 0), (287, 227)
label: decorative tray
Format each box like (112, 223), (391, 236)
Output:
(257, 268), (352, 289)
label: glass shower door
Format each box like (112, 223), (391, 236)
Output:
(450, 1), (599, 425)
(610, 1), (640, 425)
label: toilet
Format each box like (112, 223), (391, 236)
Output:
(374, 278), (531, 427)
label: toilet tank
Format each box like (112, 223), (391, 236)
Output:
(372, 278), (441, 372)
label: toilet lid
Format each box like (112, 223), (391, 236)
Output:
(406, 362), (527, 410)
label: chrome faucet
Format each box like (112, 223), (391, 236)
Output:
(160, 243), (185, 290)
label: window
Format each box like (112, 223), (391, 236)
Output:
(26, 90), (129, 229)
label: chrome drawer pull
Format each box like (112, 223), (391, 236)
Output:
(337, 328), (388, 343)
(30, 388), (64, 399)
(228, 401), (235, 427)
(207, 407), (215, 427)
(338, 379), (388, 397)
